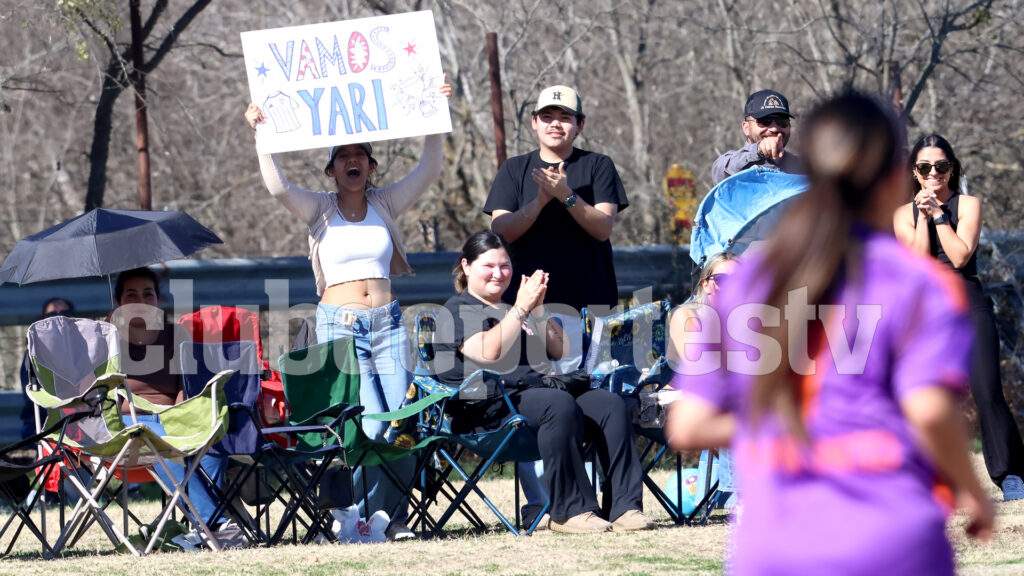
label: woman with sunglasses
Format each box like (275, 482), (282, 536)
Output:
(894, 134), (1024, 501)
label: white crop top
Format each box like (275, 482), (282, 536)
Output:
(318, 204), (393, 286)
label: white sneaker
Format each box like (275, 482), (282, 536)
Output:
(385, 520), (416, 541)
(171, 529), (204, 552)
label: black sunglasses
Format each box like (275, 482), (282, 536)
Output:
(914, 160), (952, 176)
(707, 273), (730, 286)
(750, 116), (791, 129)
(43, 310), (72, 318)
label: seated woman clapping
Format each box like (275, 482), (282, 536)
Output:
(434, 231), (654, 533)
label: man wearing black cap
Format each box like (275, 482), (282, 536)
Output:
(711, 89), (803, 185)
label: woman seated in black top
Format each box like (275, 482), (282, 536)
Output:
(434, 230), (654, 533)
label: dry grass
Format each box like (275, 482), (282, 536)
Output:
(0, 457), (1021, 575)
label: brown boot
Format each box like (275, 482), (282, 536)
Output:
(611, 509), (656, 532)
(549, 511), (613, 534)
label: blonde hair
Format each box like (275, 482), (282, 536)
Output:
(691, 252), (739, 304)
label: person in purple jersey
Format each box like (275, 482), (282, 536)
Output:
(667, 92), (993, 575)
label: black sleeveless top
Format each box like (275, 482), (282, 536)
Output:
(911, 191), (979, 279)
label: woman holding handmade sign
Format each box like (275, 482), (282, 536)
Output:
(244, 77), (450, 541)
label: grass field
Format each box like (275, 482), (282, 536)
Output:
(0, 457), (1021, 575)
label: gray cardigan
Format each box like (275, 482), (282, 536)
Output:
(258, 134), (443, 296)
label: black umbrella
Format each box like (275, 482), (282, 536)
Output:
(0, 208), (222, 287)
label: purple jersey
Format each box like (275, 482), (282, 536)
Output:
(674, 230), (972, 576)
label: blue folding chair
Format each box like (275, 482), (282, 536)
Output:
(409, 309), (550, 537)
(581, 300), (720, 525)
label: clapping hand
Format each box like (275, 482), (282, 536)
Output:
(914, 189), (943, 220)
(531, 162), (570, 204)
(514, 270), (549, 314)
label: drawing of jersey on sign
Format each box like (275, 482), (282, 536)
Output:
(263, 91), (302, 133)
(393, 66), (444, 118)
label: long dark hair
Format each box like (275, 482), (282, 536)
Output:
(909, 133), (962, 193)
(453, 230), (510, 293)
(751, 92), (904, 438)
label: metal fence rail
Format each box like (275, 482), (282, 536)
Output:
(0, 245), (695, 325)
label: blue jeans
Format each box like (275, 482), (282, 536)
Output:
(123, 414), (228, 527)
(316, 300), (414, 523)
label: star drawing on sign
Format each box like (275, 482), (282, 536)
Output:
(255, 63), (269, 77)
(552, 91), (562, 100)
(403, 42), (417, 56)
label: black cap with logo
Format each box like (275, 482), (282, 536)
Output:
(744, 90), (794, 120)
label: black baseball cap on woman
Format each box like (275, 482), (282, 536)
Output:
(744, 90), (794, 119)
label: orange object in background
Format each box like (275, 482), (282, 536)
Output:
(663, 164), (699, 238)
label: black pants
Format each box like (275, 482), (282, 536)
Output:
(451, 387), (643, 523)
(965, 278), (1024, 486)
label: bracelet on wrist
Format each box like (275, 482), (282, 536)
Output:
(508, 306), (527, 322)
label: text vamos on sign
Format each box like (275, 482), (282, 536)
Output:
(241, 10), (452, 154)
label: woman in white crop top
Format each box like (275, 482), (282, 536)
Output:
(245, 78), (450, 541)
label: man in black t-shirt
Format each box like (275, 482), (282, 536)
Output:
(483, 85), (629, 528)
(484, 85), (629, 318)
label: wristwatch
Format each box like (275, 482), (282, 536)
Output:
(933, 214), (950, 225)
(563, 193), (577, 208)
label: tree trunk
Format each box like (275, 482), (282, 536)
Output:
(83, 65), (125, 212)
(131, 0), (152, 211)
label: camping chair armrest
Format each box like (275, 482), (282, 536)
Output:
(412, 374), (459, 397)
(7, 409), (94, 453)
(260, 424), (341, 436)
(361, 392), (450, 422)
(26, 372), (124, 411)
(324, 404), (365, 429)
(258, 405), (364, 443)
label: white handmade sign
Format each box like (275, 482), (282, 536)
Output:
(241, 10), (451, 154)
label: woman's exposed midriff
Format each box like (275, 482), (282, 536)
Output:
(320, 277), (395, 309)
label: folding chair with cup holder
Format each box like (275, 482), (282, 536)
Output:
(27, 316), (232, 556)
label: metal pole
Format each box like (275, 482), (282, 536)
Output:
(486, 33), (507, 169)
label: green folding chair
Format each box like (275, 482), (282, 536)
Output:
(27, 316), (231, 556)
(278, 338), (447, 540)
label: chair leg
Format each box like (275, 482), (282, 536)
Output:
(265, 451), (339, 545)
(415, 445), (487, 535)
(431, 430), (525, 537)
(0, 459), (61, 558)
(52, 443), (141, 556)
(141, 439), (222, 554)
